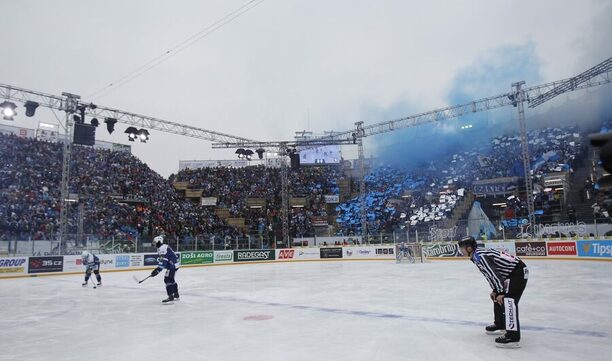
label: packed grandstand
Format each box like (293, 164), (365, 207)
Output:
(1, 121), (611, 251)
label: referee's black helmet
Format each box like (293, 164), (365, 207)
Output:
(458, 236), (477, 249)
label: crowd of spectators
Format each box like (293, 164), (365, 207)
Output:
(0, 133), (239, 243)
(335, 126), (589, 236)
(0, 123), (602, 244)
(171, 165), (342, 238)
(1, 133), (344, 243)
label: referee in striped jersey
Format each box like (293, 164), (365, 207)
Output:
(458, 236), (529, 348)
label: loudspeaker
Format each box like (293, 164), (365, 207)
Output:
(74, 123), (96, 146)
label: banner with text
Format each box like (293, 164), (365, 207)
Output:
(320, 247), (343, 259)
(214, 251), (234, 263)
(181, 251), (214, 265)
(0, 257), (28, 275)
(28, 256), (63, 274)
(276, 248), (321, 260)
(577, 240), (612, 258)
(423, 243), (461, 258)
(63, 255), (84, 272)
(515, 241), (547, 257)
(234, 250), (275, 262)
(546, 241), (577, 256)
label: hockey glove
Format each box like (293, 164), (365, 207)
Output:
(150, 268), (160, 277)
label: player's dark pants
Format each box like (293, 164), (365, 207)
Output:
(85, 265), (101, 283)
(164, 269), (179, 297)
(493, 262), (528, 340)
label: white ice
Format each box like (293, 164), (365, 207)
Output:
(0, 260), (611, 361)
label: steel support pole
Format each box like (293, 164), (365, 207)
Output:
(356, 121), (367, 243)
(280, 142), (290, 248)
(513, 81), (536, 228)
(59, 94), (79, 252)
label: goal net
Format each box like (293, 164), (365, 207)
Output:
(395, 243), (425, 263)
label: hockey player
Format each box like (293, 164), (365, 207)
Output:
(396, 242), (414, 263)
(458, 236), (528, 348)
(81, 251), (102, 287)
(150, 236), (180, 304)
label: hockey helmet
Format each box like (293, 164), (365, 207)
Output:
(153, 235), (164, 247)
(457, 236), (477, 249)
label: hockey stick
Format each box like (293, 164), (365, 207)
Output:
(89, 275), (97, 289)
(133, 275), (151, 284)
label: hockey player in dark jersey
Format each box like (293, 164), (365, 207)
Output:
(149, 236), (180, 304)
(458, 236), (529, 348)
(81, 251), (102, 287)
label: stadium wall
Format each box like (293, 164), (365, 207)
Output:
(1, 241), (611, 279)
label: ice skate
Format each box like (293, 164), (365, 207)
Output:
(495, 334), (520, 349)
(485, 324), (505, 335)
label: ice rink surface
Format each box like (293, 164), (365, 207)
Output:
(1, 259), (611, 361)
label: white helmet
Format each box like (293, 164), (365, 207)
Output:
(153, 235), (164, 246)
(81, 251), (90, 259)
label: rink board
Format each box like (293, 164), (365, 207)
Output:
(1, 240), (611, 279)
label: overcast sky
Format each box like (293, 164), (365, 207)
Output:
(1, 0), (610, 177)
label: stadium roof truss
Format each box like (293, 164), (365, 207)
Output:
(0, 84), (255, 144)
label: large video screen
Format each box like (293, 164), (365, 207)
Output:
(298, 145), (341, 165)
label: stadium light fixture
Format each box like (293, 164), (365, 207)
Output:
(104, 117), (117, 134)
(244, 149), (254, 161)
(24, 101), (39, 117)
(256, 148), (265, 159)
(0, 101), (17, 120)
(125, 126), (138, 142)
(235, 148), (246, 159)
(138, 129), (150, 143)
(90, 118), (99, 127)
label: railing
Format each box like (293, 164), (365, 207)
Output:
(2, 216), (611, 256)
(390, 216), (612, 243)
(0, 232), (273, 256)
(169, 233), (272, 252)
(0, 234), (139, 257)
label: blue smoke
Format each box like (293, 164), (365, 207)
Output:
(371, 44), (609, 168)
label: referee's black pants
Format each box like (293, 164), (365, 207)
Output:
(493, 262), (528, 340)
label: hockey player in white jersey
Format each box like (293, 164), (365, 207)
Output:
(149, 236), (180, 304)
(81, 251), (102, 287)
